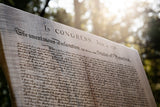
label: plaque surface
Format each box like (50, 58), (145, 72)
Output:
(0, 4), (156, 107)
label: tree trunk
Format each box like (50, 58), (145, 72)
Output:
(40, 0), (50, 17)
(74, 0), (81, 29)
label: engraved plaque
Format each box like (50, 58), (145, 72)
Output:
(0, 4), (156, 107)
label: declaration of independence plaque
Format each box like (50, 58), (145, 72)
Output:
(0, 4), (156, 107)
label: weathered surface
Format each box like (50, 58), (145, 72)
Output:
(0, 3), (156, 107)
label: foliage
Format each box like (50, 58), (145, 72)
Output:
(52, 8), (73, 26)
(0, 0), (42, 14)
(0, 67), (11, 107)
(141, 16), (160, 106)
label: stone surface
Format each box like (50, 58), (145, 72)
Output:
(0, 3), (156, 107)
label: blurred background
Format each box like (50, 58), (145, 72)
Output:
(0, 0), (160, 106)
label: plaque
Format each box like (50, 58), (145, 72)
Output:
(0, 4), (156, 107)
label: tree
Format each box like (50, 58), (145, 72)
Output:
(141, 16), (160, 106)
(0, 0), (49, 16)
(0, 66), (11, 107)
(74, 0), (87, 30)
(52, 8), (73, 26)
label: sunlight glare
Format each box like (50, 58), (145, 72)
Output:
(101, 0), (135, 16)
(128, 36), (134, 42)
(48, 0), (74, 13)
(48, 0), (58, 8)
(130, 46), (135, 49)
